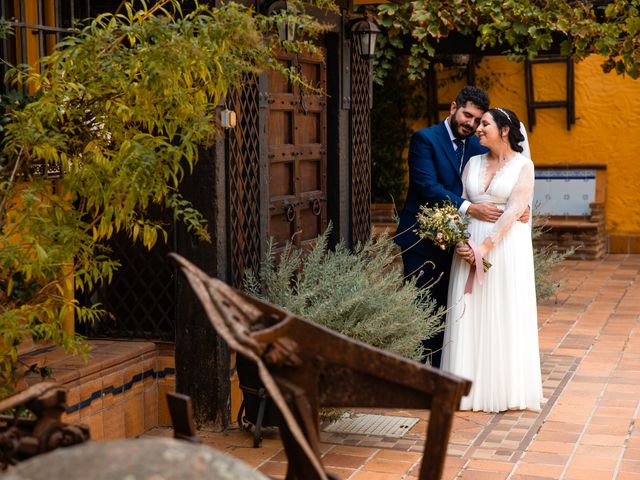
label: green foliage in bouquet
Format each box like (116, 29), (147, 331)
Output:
(415, 201), (491, 271)
(244, 227), (444, 362)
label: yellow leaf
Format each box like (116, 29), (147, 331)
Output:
(35, 244), (48, 260)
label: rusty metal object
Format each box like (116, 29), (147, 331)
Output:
(170, 253), (473, 480)
(0, 382), (90, 469)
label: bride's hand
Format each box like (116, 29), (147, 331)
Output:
(455, 242), (475, 265)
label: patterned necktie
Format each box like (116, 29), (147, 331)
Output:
(454, 139), (464, 173)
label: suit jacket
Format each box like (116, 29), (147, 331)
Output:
(395, 121), (488, 258)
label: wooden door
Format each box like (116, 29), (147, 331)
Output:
(267, 50), (328, 250)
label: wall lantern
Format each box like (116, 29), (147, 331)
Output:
(220, 107), (237, 129)
(351, 16), (381, 61)
(267, 1), (297, 42)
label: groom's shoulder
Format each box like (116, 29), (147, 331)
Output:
(467, 137), (487, 157)
(413, 121), (444, 140)
(467, 134), (481, 145)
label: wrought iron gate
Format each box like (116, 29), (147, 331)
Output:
(77, 219), (178, 341)
(350, 44), (372, 246)
(227, 76), (262, 288)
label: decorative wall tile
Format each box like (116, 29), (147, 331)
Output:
(124, 393), (145, 438)
(534, 170), (596, 216)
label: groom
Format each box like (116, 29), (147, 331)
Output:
(395, 86), (503, 368)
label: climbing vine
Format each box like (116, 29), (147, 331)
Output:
(374, 0), (640, 83)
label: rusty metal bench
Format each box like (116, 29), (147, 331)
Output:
(0, 382), (90, 469)
(171, 253), (472, 480)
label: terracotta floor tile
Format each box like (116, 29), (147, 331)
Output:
(459, 470), (510, 479)
(513, 462), (564, 477)
(221, 446), (282, 467)
(329, 445), (377, 457)
(568, 454), (618, 470)
(606, 383), (640, 394)
(527, 440), (575, 455)
(618, 473), (640, 480)
(322, 453), (370, 469)
(619, 459), (640, 473)
(443, 456), (467, 471)
(361, 458), (414, 474)
(510, 474), (557, 480)
(257, 461), (287, 477)
(465, 459), (514, 473)
(581, 433), (627, 446)
(538, 421), (584, 433)
(589, 415), (632, 426)
(595, 407), (635, 418)
(269, 450), (289, 462)
(544, 411), (590, 424)
(585, 423), (631, 436)
(520, 451), (569, 466)
(350, 472), (404, 480)
(564, 465), (616, 480)
(574, 444), (622, 458)
(534, 430), (581, 443)
(326, 466), (355, 479)
(373, 450), (421, 462)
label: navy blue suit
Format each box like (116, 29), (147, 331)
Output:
(395, 121), (487, 367)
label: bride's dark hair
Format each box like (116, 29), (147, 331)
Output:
(488, 108), (524, 152)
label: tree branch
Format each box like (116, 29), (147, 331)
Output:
(0, 146), (25, 223)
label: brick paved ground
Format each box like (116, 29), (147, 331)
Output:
(148, 254), (640, 479)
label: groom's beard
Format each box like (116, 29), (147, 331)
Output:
(450, 116), (476, 140)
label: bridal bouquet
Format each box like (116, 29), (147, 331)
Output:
(414, 202), (491, 271)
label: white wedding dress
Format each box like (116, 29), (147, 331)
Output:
(441, 152), (543, 412)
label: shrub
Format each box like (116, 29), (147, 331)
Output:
(244, 227), (444, 362)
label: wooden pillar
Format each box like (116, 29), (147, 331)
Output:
(326, 13), (351, 248)
(174, 142), (231, 430)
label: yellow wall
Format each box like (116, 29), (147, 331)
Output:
(418, 56), (640, 237)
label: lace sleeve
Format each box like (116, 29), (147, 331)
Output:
(484, 158), (535, 250)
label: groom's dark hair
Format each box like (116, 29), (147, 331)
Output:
(455, 86), (490, 112)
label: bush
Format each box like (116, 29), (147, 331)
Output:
(244, 227), (444, 362)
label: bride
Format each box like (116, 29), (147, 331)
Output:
(441, 107), (543, 413)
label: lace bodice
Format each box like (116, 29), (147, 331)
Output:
(462, 153), (534, 248)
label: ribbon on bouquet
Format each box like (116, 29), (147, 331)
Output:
(464, 239), (485, 294)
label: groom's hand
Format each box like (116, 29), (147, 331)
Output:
(518, 205), (531, 224)
(467, 203), (502, 222)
